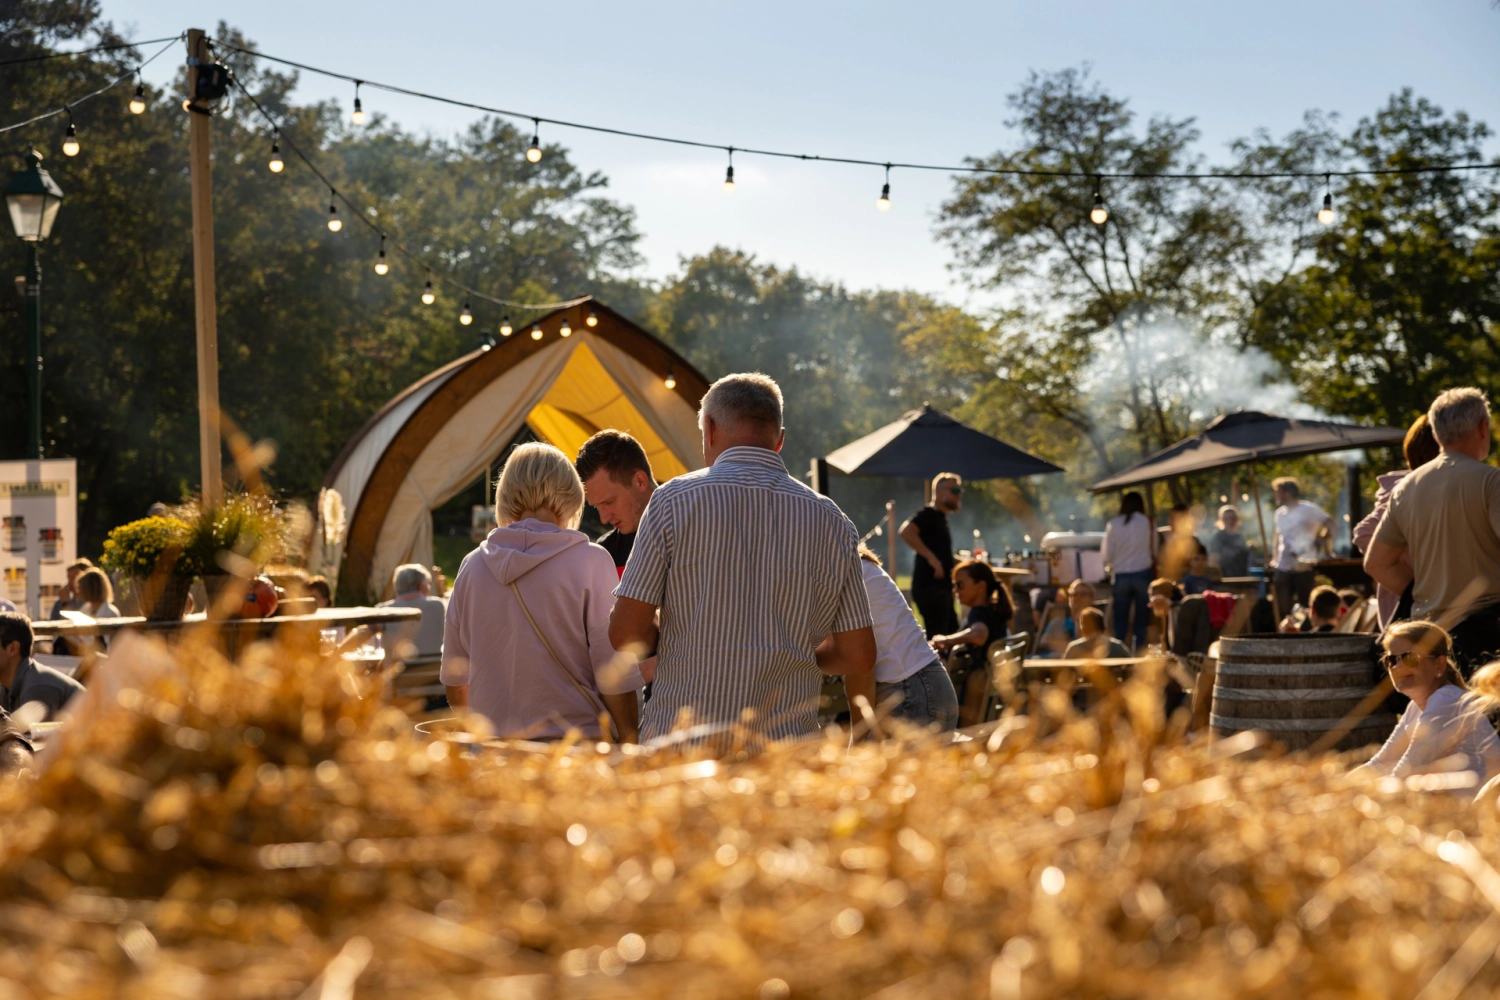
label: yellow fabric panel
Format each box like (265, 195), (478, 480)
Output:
(525, 341), (691, 481)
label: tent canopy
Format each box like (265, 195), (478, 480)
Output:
(1089, 410), (1405, 493)
(824, 405), (1064, 481)
(316, 298), (711, 602)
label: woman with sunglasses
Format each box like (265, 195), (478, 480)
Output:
(1355, 621), (1500, 785)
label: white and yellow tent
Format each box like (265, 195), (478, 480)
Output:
(315, 299), (710, 602)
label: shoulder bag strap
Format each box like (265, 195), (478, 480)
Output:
(508, 580), (619, 742)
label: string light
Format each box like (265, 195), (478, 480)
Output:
(586, 309), (598, 327)
(374, 236), (389, 274)
(664, 369), (677, 390)
(559, 317), (572, 337)
(129, 76), (146, 114)
(460, 301), (473, 325)
(723, 148), (735, 192)
(350, 80), (365, 125)
(877, 164), (891, 211)
(421, 280), (435, 305)
(1318, 173), (1335, 225)
(268, 136), (284, 172)
(1090, 179), (1108, 225)
(530, 324), (543, 340)
(526, 119), (542, 163)
(481, 333), (495, 351)
(61, 109), (78, 156)
(327, 192), (342, 231)
(500, 316), (513, 337)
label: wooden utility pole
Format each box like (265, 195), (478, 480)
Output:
(187, 28), (222, 507)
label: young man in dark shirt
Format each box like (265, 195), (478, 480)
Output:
(576, 430), (658, 576)
(900, 472), (963, 637)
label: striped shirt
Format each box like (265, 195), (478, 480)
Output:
(616, 446), (873, 744)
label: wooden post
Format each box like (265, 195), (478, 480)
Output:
(1248, 465), (1272, 610)
(187, 29), (222, 507)
(886, 500), (898, 576)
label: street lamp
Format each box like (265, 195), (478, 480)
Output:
(4, 148), (64, 460)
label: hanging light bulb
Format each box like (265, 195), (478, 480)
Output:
(586, 309), (598, 327)
(530, 324), (543, 340)
(500, 316), (513, 337)
(327, 195), (342, 232)
(421, 280), (436, 305)
(350, 81), (366, 125)
(1317, 174), (1335, 225)
(129, 79), (147, 115)
(526, 120), (543, 163)
(374, 237), (389, 275)
(723, 148), (735, 192)
(481, 333), (495, 351)
(460, 302), (474, 326)
(877, 164), (891, 211)
(61, 112), (79, 157)
(269, 137), (284, 173)
(1090, 179), (1108, 225)
(559, 317), (572, 338)
(664, 369), (677, 390)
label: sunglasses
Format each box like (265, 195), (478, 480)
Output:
(943, 485), (963, 495)
(1380, 650), (1439, 669)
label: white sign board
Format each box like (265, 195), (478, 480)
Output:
(0, 459), (78, 618)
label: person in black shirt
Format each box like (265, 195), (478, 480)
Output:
(576, 430), (658, 576)
(900, 472), (963, 637)
(932, 559), (1014, 727)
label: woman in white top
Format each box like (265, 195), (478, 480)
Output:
(1101, 491), (1156, 652)
(858, 546), (959, 732)
(1356, 621), (1500, 789)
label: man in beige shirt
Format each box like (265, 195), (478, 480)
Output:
(1366, 387), (1500, 675)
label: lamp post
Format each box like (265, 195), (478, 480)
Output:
(4, 148), (64, 460)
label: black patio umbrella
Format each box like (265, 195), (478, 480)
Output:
(1089, 410), (1404, 493)
(824, 405), (1064, 481)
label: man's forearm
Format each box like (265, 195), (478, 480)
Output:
(900, 525), (935, 562)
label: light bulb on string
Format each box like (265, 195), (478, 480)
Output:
(129, 76), (146, 114)
(269, 137), (284, 173)
(327, 194), (342, 232)
(526, 120), (543, 163)
(559, 318), (572, 338)
(61, 110), (79, 157)
(530, 324), (543, 340)
(500, 316), (513, 337)
(351, 81), (366, 125)
(1090, 180), (1108, 225)
(877, 164), (891, 211)
(374, 237), (389, 275)
(664, 369), (677, 390)
(460, 302), (473, 326)
(421, 280), (436, 305)
(723, 148), (735, 192)
(586, 309), (598, 327)
(1317, 174), (1335, 225)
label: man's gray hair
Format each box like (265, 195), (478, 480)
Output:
(699, 372), (783, 435)
(393, 563), (433, 596)
(1429, 387), (1491, 446)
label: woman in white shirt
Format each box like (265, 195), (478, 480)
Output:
(1356, 621), (1500, 789)
(858, 546), (959, 732)
(1100, 492), (1156, 652)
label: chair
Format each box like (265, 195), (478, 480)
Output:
(1336, 598), (1368, 633)
(980, 633), (1030, 723)
(391, 653), (446, 713)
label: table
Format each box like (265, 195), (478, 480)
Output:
(30, 605), (420, 640)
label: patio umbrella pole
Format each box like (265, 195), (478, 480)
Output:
(1247, 464), (1272, 614)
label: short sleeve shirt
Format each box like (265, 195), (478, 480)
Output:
(963, 604), (1008, 656)
(908, 506), (953, 591)
(1208, 528), (1250, 578)
(616, 447), (873, 743)
(1273, 501), (1329, 571)
(597, 529), (634, 577)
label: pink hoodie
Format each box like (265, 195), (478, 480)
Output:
(440, 519), (643, 739)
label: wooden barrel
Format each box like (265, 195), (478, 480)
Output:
(1211, 633), (1396, 751)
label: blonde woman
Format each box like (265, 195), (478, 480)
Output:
(441, 443), (644, 742)
(1355, 621), (1500, 786)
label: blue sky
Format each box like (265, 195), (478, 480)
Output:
(108, 1), (1500, 307)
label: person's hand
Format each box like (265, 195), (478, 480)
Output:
(931, 635), (954, 653)
(925, 553), (945, 578)
(1149, 594), (1171, 616)
(1278, 615), (1300, 633)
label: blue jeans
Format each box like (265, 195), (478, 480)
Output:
(1112, 569), (1153, 651)
(875, 660), (960, 732)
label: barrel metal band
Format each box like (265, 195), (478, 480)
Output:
(1209, 714), (1399, 732)
(1217, 661), (1374, 676)
(1212, 686), (1375, 702)
(1215, 652), (1375, 665)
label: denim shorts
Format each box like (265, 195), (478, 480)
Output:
(875, 660), (960, 732)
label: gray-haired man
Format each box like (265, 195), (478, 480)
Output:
(379, 563), (446, 659)
(609, 372), (876, 746)
(1367, 387), (1500, 674)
